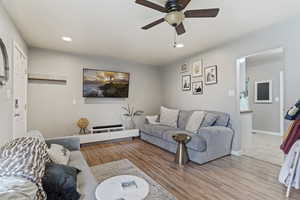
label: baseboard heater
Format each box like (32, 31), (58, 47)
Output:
(91, 124), (124, 134)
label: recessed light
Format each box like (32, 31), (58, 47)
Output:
(174, 43), (184, 48)
(62, 36), (72, 42)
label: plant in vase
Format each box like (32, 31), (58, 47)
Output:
(122, 104), (144, 129)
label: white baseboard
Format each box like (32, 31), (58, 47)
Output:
(231, 150), (242, 156)
(252, 129), (281, 136)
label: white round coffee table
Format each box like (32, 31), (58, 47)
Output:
(95, 175), (150, 200)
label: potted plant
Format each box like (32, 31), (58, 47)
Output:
(121, 104), (144, 129)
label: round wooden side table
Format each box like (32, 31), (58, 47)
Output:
(172, 133), (192, 166)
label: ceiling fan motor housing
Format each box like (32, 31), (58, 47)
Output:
(165, 0), (179, 12)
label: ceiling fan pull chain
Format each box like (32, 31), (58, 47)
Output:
(173, 28), (177, 48)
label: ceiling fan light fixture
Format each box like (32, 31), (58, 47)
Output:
(164, 11), (185, 27)
(174, 43), (184, 48)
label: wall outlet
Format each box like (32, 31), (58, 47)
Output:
(72, 99), (76, 105)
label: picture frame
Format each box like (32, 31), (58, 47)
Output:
(180, 63), (189, 73)
(204, 65), (218, 85)
(192, 60), (203, 77)
(182, 75), (191, 91)
(192, 81), (203, 95)
(254, 80), (272, 104)
(0, 38), (9, 86)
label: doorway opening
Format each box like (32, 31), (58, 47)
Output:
(236, 47), (285, 165)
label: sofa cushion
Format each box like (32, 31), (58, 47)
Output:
(160, 106), (179, 128)
(179, 110), (230, 128)
(142, 124), (177, 138)
(178, 110), (194, 129)
(212, 112), (230, 127)
(162, 130), (207, 152)
(185, 111), (205, 133)
(47, 144), (71, 165)
(201, 113), (219, 127)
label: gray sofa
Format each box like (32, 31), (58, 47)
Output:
(45, 137), (97, 200)
(140, 110), (234, 165)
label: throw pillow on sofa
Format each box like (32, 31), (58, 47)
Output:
(47, 144), (71, 165)
(146, 115), (160, 125)
(201, 113), (219, 127)
(185, 111), (206, 133)
(160, 106), (179, 128)
(42, 162), (81, 200)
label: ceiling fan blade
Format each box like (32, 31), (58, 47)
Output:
(135, 0), (167, 13)
(177, 0), (191, 11)
(142, 18), (165, 30)
(184, 8), (220, 18)
(175, 23), (186, 35)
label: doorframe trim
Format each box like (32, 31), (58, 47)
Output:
(236, 47), (285, 151)
(12, 41), (28, 139)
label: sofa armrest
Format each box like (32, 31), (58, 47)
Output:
(198, 126), (234, 155)
(46, 137), (80, 151)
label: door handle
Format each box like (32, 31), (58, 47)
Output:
(14, 113), (20, 117)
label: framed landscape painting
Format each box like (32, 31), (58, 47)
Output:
(182, 75), (191, 91)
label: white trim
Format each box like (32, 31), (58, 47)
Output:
(252, 129), (281, 136)
(231, 150), (242, 156)
(280, 71), (284, 136)
(254, 80), (273, 104)
(12, 41), (28, 139)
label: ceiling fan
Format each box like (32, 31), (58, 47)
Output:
(135, 0), (220, 35)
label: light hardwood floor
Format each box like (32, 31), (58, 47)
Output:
(81, 139), (300, 200)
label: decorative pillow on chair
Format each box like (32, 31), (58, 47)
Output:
(42, 163), (81, 200)
(160, 106), (179, 128)
(185, 111), (206, 133)
(47, 144), (71, 165)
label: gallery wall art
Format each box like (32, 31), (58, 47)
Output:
(180, 63), (189, 73)
(180, 59), (218, 95)
(204, 65), (218, 85)
(182, 75), (191, 91)
(192, 81), (203, 95)
(192, 60), (203, 77)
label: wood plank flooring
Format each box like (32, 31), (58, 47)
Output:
(80, 139), (300, 200)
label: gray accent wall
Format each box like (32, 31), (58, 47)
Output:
(246, 55), (283, 133)
(0, 3), (27, 146)
(27, 48), (162, 138)
(160, 16), (300, 151)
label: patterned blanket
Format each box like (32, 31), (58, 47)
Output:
(0, 137), (51, 200)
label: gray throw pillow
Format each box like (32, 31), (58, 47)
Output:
(201, 113), (219, 127)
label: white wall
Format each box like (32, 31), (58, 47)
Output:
(246, 55), (283, 133)
(0, 3), (27, 146)
(161, 16), (300, 151)
(28, 48), (162, 138)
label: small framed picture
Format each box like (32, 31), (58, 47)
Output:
(192, 81), (203, 95)
(182, 75), (191, 91)
(192, 60), (203, 77)
(255, 80), (272, 104)
(180, 63), (189, 73)
(204, 65), (218, 85)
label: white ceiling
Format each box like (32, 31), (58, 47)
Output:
(2, 0), (300, 66)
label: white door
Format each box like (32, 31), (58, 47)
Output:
(13, 42), (27, 139)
